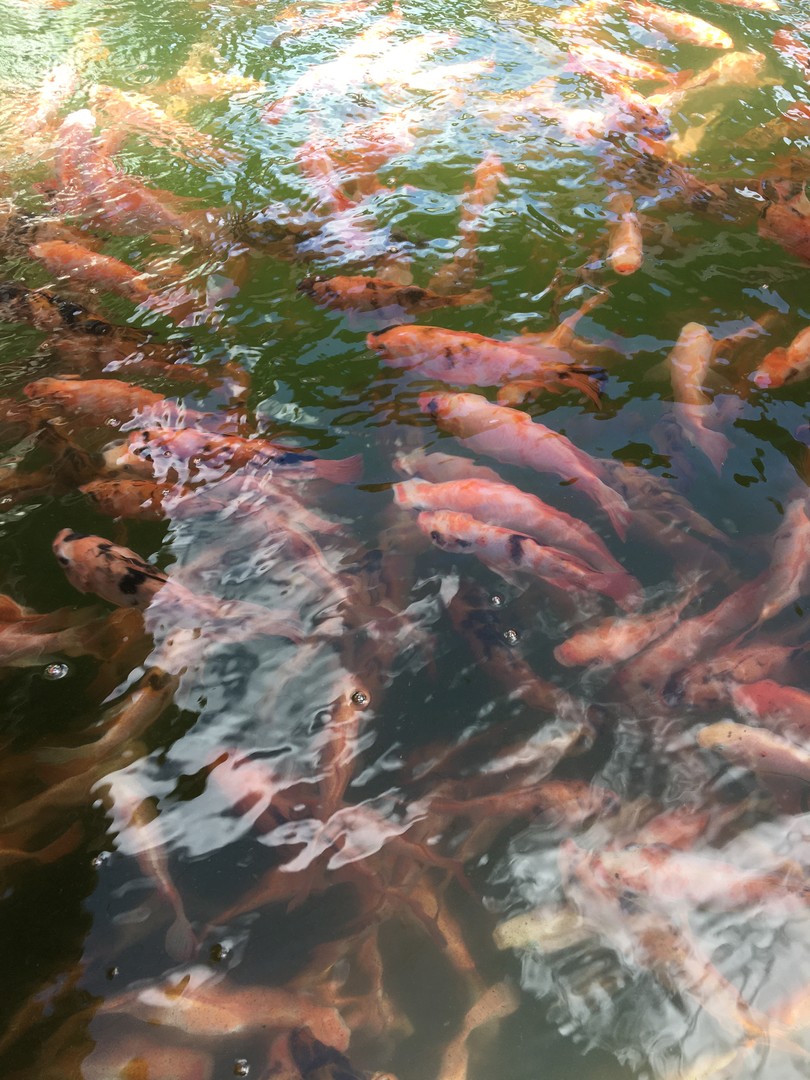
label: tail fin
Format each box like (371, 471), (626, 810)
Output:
(556, 366), (606, 407)
(695, 425), (732, 475)
(595, 483), (632, 541)
(314, 454), (363, 484)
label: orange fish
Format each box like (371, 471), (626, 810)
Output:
(607, 191), (643, 275)
(419, 391), (631, 537)
(417, 509), (638, 607)
(698, 719), (810, 785)
(566, 42), (674, 83)
(53, 529), (304, 643)
(89, 84), (241, 168)
(79, 478), (171, 521)
(125, 426), (363, 484)
(299, 275), (489, 314)
(773, 28), (810, 77)
(23, 62), (77, 137)
(625, 0), (733, 48)
(758, 498), (810, 623)
(752, 325), (810, 387)
(759, 187), (810, 263)
(394, 477), (635, 581)
(554, 583), (698, 667)
(101, 967), (351, 1049)
(369, 326), (605, 404)
(731, 680), (810, 737)
(30, 239), (196, 319)
(23, 376), (167, 426)
(106, 772), (197, 961)
(667, 322), (731, 473)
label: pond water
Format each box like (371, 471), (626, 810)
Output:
(1, 0), (810, 1077)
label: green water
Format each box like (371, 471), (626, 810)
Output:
(1, 0), (810, 1077)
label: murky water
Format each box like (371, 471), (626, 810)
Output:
(1, 0), (810, 1077)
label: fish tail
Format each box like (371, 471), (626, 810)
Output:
(597, 484), (632, 541)
(165, 912), (197, 962)
(697, 425), (732, 474)
(555, 366), (606, 407)
(314, 454), (363, 484)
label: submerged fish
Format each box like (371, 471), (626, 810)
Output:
(667, 322), (731, 474)
(607, 191), (643, 276)
(752, 325), (810, 388)
(23, 377), (167, 427)
(299, 276), (489, 314)
(418, 391), (631, 537)
(625, 1), (733, 48)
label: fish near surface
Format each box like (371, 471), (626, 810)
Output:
(125, 426), (363, 485)
(418, 391), (631, 538)
(79, 478), (171, 521)
(52, 529), (304, 643)
(417, 510), (638, 608)
(731, 680), (810, 738)
(393, 477), (636, 583)
(23, 377), (167, 427)
(757, 497), (810, 623)
(392, 448), (503, 485)
(299, 276), (489, 315)
(371, 325), (605, 405)
(624, 0), (733, 48)
(752, 325), (810, 388)
(759, 187), (810, 263)
(667, 322), (731, 474)
(606, 191), (643, 276)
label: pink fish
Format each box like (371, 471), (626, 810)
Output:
(418, 391), (631, 538)
(417, 510), (638, 607)
(667, 322), (731, 474)
(370, 325), (604, 405)
(393, 477), (635, 582)
(731, 680), (810, 737)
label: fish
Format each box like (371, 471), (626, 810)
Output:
(698, 720), (810, 787)
(607, 191), (643, 275)
(275, 0), (381, 34)
(288, 1027), (376, 1080)
(650, 50), (768, 106)
(82, 1036), (213, 1080)
(417, 510), (638, 607)
(757, 498), (810, 623)
(393, 477), (636, 581)
(89, 84), (240, 168)
(667, 322), (732, 473)
(494, 905), (595, 954)
(299, 276), (489, 315)
(105, 771), (197, 961)
(751, 325), (810, 387)
(554, 582), (699, 667)
(100, 967), (351, 1049)
(418, 392), (632, 538)
(393, 448), (503, 485)
(29, 240), (197, 319)
(0, 595), (111, 668)
(370, 326), (605, 404)
(773, 28), (810, 77)
(566, 41), (675, 83)
(435, 981), (520, 1080)
(428, 152), (507, 295)
(759, 186), (810, 263)
(52, 529), (304, 643)
(624, 0), (733, 48)
(23, 377), (168, 427)
(673, 641), (798, 706)
(581, 844), (810, 912)
(731, 680), (810, 737)
(79, 478), (172, 521)
(431, 778), (620, 828)
(124, 427), (363, 485)
(22, 62), (77, 137)
(615, 574), (768, 698)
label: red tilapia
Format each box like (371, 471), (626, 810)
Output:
(667, 322), (731, 474)
(418, 391), (631, 537)
(371, 325), (604, 405)
(393, 477), (635, 582)
(625, 1), (733, 48)
(24, 377), (167, 426)
(417, 509), (638, 607)
(752, 326), (810, 388)
(300, 276), (488, 314)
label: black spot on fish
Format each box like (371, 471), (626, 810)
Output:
(56, 555), (69, 565)
(118, 568), (148, 595)
(274, 451), (317, 465)
(508, 534), (526, 563)
(61, 531), (88, 543)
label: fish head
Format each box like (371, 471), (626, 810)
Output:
(367, 325), (423, 366)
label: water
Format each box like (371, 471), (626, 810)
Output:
(0, 0), (810, 1077)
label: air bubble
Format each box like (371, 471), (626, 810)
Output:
(351, 690), (369, 707)
(503, 629), (519, 646)
(210, 943), (230, 963)
(43, 662), (69, 681)
(490, 594), (504, 607)
(233, 1060), (249, 1077)
(106, 966), (119, 980)
(91, 851), (111, 870)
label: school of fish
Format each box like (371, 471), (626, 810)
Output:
(1, 0), (810, 1077)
